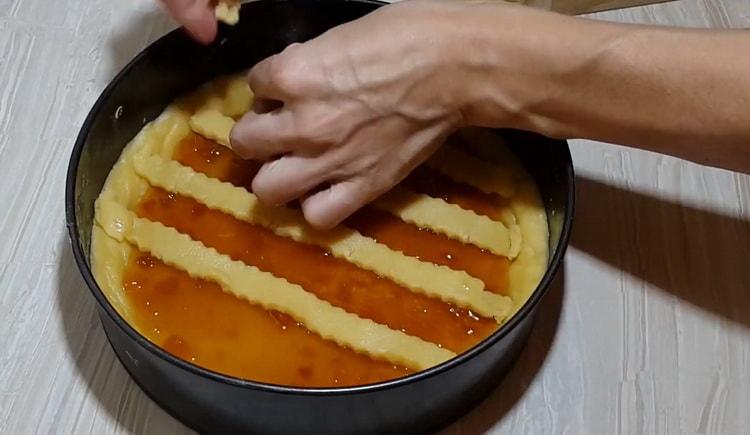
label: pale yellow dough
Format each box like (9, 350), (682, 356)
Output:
(374, 187), (521, 259)
(132, 154), (513, 322)
(91, 107), (191, 325)
(189, 109), (234, 147)
(507, 175), (549, 310)
(212, 78), (254, 117)
(96, 200), (456, 371)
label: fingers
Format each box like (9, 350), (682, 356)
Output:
(295, 127), (448, 229)
(301, 178), (383, 230)
(230, 106), (333, 160)
(233, 46), (330, 158)
(229, 110), (298, 160)
(251, 155), (336, 206)
(161, 0), (217, 44)
(229, 56), (297, 159)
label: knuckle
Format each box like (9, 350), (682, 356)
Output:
(363, 166), (400, 198)
(281, 42), (305, 62)
(282, 42), (303, 55)
(293, 110), (341, 147)
(268, 54), (299, 93)
(248, 56), (271, 82)
(302, 204), (334, 231)
(270, 43), (312, 94)
(293, 113), (322, 141)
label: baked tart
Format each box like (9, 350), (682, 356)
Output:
(91, 76), (549, 388)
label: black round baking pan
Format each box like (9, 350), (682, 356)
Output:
(65, 1), (574, 434)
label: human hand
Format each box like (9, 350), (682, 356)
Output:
(230, 0), (491, 229)
(160, 0), (217, 44)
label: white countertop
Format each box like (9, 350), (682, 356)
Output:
(1, 0), (749, 433)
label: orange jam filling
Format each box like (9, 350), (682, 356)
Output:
(345, 208), (510, 295)
(122, 132), (516, 387)
(136, 187), (497, 352)
(123, 254), (409, 387)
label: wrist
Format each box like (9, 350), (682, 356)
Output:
(451, 3), (626, 137)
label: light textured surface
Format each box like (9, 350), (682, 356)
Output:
(0, 0), (748, 433)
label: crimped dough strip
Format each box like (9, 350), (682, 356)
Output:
(185, 77), (253, 146)
(96, 200), (457, 370)
(205, 78), (254, 118)
(425, 145), (517, 198)
(373, 187), (522, 259)
(189, 109), (233, 147)
(188, 109), (520, 207)
(187, 110), (523, 260)
(132, 154), (513, 322)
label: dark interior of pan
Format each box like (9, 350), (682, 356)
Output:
(65, 1), (574, 434)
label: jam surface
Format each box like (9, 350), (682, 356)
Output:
(122, 133), (515, 387)
(123, 254), (409, 386)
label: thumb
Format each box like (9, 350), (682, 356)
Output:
(160, 0), (218, 44)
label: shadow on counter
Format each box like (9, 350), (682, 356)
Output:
(572, 176), (750, 329)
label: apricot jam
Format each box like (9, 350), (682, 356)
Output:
(122, 133), (514, 387)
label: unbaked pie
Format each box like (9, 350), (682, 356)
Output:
(92, 76), (549, 387)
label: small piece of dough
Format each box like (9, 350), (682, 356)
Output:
(202, 77), (254, 118)
(220, 78), (253, 117)
(426, 145), (517, 198)
(96, 200), (456, 371)
(189, 109), (234, 147)
(215, 0), (240, 25)
(133, 154), (513, 321)
(374, 187), (522, 259)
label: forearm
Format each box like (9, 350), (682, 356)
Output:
(458, 4), (750, 173)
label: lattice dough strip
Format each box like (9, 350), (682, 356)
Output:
(133, 154), (513, 322)
(96, 199), (457, 371)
